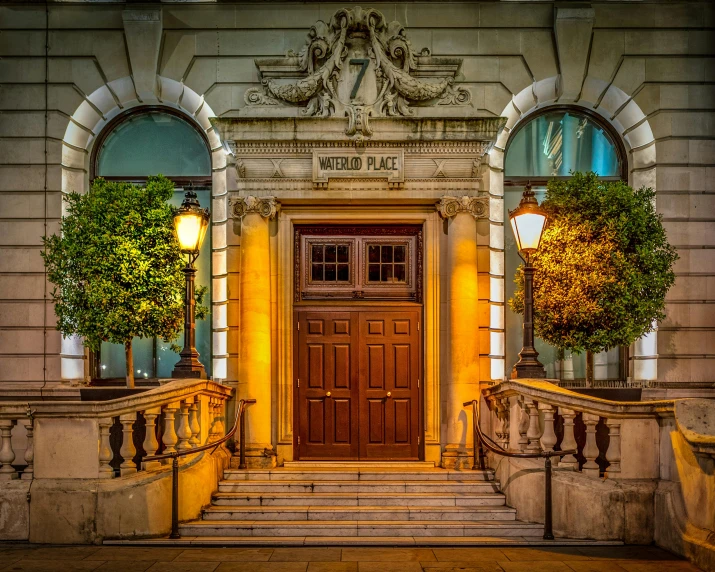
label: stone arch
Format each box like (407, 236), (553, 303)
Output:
(59, 76), (228, 382)
(486, 76), (658, 383)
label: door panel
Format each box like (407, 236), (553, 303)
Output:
(358, 310), (420, 460)
(296, 308), (420, 460)
(297, 311), (359, 459)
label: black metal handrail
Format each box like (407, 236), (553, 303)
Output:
(144, 397), (256, 539)
(464, 399), (577, 540)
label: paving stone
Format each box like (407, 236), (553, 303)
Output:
(500, 547), (592, 561)
(356, 563), (423, 572)
(214, 564), (308, 572)
(144, 564), (220, 572)
(0, 561), (103, 572)
(270, 548), (341, 562)
(563, 562), (630, 572)
(83, 548), (185, 562)
(498, 562), (572, 572)
(340, 548), (436, 562)
(420, 562), (505, 571)
(306, 564), (357, 572)
(93, 562), (155, 572)
(432, 548), (508, 561)
(175, 548), (272, 562)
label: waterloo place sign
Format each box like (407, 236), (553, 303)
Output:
(313, 149), (404, 185)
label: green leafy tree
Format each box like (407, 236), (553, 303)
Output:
(42, 176), (186, 388)
(510, 172), (678, 384)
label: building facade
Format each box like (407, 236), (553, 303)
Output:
(1, 1), (713, 469)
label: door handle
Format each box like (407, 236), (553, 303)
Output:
(326, 391), (332, 397)
(386, 392), (391, 397)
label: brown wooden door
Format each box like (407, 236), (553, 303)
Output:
(358, 310), (420, 460)
(296, 311), (360, 459)
(295, 308), (421, 460)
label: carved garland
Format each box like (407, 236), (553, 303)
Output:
(244, 7), (471, 138)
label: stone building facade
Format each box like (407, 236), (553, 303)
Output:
(0, 1), (713, 467)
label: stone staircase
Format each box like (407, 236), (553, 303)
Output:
(179, 462), (544, 540)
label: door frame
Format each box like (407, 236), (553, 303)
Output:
(293, 304), (424, 461)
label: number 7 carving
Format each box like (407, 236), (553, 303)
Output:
(349, 59), (370, 100)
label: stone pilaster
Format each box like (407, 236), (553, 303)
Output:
(236, 196), (278, 468)
(439, 196), (482, 469)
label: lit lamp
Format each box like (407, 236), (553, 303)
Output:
(172, 191), (210, 379)
(509, 183), (548, 379)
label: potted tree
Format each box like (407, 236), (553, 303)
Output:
(43, 176), (190, 388)
(510, 172), (678, 386)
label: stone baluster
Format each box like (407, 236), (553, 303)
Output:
(177, 399), (193, 450)
(525, 400), (542, 453)
(539, 403), (558, 466)
(189, 398), (201, 447)
(142, 408), (161, 471)
(517, 397), (529, 452)
(605, 419), (622, 476)
(22, 419), (34, 480)
(119, 413), (137, 476)
(0, 420), (18, 479)
(499, 397), (511, 450)
(162, 403), (180, 458)
(214, 400), (225, 438)
(492, 399), (504, 447)
(582, 413), (601, 477)
(558, 408), (579, 470)
(98, 418), (114, 479)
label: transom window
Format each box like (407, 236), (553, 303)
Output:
(367, 244), (408, 283)
(310, 243), (352, 283)
(504, 107), (628, 383)
(297, 226), (421, 302)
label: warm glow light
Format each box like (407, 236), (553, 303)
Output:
(509, 185), (548, 255)
(174, 191), (210, 254)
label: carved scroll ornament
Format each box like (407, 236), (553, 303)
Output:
(230, 196), (279, 219)
(438, 196), (489, 220)
(244, 7), (471, 138)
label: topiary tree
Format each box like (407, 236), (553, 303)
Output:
(510, 172), (678, 384)
(42, 176), (186, 388)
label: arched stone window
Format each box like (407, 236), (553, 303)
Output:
(90, 107), (212, 381)
(503, 107), (628, 383)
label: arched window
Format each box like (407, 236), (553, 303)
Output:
(91, 108), (212, 381)
(503, 107), (628, 383)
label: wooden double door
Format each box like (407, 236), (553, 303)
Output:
(295, 308), (421, 460)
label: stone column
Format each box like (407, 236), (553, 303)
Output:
(235, 196), (278, 468)
(439, 196), (484, 469)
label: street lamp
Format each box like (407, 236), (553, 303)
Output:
(172, 190), (210, 379)
(509, 183), (548, 379)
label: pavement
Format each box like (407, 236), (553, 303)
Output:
(0, 544), (703, 572)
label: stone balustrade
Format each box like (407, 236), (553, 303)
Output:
(481, 379), (681, 480)
(0, 379), (232, 481)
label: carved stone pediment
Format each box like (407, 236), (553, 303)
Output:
(244, 6), (471, 139)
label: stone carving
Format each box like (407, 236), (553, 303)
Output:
(234, 158), (246, 178)
(230, 196), (279, 219)
(438, 195), (489, 219)
(244, 7), (471, 138)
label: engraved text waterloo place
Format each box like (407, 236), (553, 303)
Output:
(313, 149), (404, 184)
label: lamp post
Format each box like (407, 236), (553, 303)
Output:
(509, 183), (548, 379)
(172, 191), (210, 379)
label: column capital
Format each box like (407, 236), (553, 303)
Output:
(438, 195), (488, 220)
(231, 196), (279, 219)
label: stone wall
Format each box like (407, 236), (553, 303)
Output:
(0, 1), (713, 396)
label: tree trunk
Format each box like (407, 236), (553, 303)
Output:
(125, 340), (135, 389)
(586, 351), (594, 388)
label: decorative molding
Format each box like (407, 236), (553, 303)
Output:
(244, 7), (471, 138)
(230, 196), (279, 219)
(438, 195), (489, 219)
(234, 158), (246, 179)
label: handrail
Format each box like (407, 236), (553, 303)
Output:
(144, 397), (256, 539)
(464, 399), (577, 541)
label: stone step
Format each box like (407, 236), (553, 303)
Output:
(217, 480), (502, 494)
(282, 461), (436, 469)
(211, 491), (506, 507)
(201, 505), (516, 522)
(179, 520), (544, 538)
(222, 469), (494, 482)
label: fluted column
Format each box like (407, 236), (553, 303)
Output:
(439, 196), (485, 469)
(236, 196), (278, 468)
